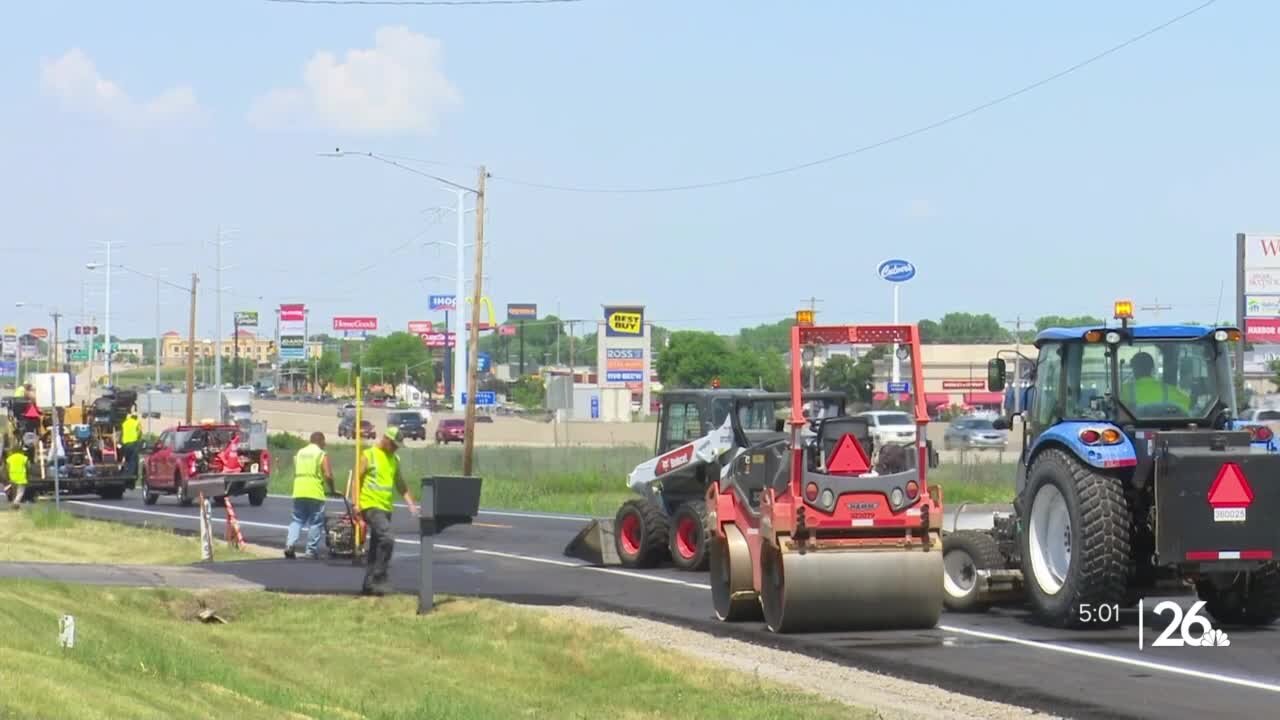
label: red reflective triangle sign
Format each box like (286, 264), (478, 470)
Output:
(1207, 462), (1254, 508)
(827, 433), (870, 474)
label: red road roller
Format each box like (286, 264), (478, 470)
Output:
(707, 321), (944, 633)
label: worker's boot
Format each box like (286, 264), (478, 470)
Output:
(284, 546), (296, 560)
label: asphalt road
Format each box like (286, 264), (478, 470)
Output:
(57, 491), (1280, 720)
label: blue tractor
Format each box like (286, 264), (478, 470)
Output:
(940, 305), (1280, 628)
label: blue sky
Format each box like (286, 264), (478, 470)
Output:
(2, 0), (1274, 341)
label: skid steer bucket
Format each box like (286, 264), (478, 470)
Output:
(564, 518), (620, 566)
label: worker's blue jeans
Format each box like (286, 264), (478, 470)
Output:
(286, 498), (326, 555)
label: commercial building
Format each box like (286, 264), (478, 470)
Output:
(160, 330), (321, 367)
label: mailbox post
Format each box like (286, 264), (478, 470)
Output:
(418, 475), (483, 614)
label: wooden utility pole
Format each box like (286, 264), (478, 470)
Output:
(462, 166), (487, 477)
(185, 273), (199, 424)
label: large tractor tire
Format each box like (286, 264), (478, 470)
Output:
(942, 530), (1003, 613)
(1195, 563), (1280, 626)
(1020, 448), (1131, 629)
(614, 499), (669, 568)
(668, 501), (710, 571)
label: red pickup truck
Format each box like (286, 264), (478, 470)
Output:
(142, 423), (271, 507)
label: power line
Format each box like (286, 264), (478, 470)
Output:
(453, 0), (1216, 194)
(265, 0), (582, 6)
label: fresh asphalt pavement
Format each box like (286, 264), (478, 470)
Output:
(53, 491), (1280, 720)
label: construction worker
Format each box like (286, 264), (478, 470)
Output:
(355, 426), (418, 595)
(285, 431), (336, 560)
(1122, 351), (1191, 412)
(120, 410), (141, 479)
(5, 446), (29, 509)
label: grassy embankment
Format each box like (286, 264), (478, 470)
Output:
(267, 443), (1015, 515)
(0, 506), (869, 719)
(0, 503), (254, 564)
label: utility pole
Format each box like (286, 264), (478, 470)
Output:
(462, 166), (487, 477)
(185, 274), (199, 424)
(555, 302), (562, 366)
(1140, 298), (1173, 320)
(49, 311), (62, 370)
(453, 189), (467, 410)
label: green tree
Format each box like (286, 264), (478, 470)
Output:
(361, 332), (435, 390)
(737, 319), (794, 355)
(510, 375), (546, 409)
(1034, 315), (1106, 332)
(816, 346), (885, 402)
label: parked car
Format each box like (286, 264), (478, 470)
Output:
(338, 402), (355, 418)
(436, 418), (466, 444)
(855, 410), (918, 447)
(338, 417), (375, 440)
(387, 410), (427, 441)
(943, 415), (1009, 451)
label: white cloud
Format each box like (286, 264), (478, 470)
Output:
(39, 48), (200, 128)
(248, 26), (461, 133)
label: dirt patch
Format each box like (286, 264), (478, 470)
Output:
(532, 605), (1060, 720)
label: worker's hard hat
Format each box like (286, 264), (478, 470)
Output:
(384, 426), (402, 446)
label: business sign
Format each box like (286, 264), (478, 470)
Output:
(942, 380), (986, 390)
(278, 303), (306, 360)
(429, 294), (457, 311)
(886, 381), (911, 394)
(408, 321), (434, 334)
(29, 328), (49, 340)
(422, 332), (456, 348)
(2, 325), (15, 337)
(590, 395), (599, 419)
(1245, 317), (1280, 343)
(506, 303), (537, 319)
(878, 259), (916, 283)
(604, 306), (644, 337)
(1246, 295), (1280, 318)
(606, 348), (644, 360)
(460, 390), (496, 406)
(478, 352), (491, 373)
(499, 324), (517, 336)
(0, 361), (14, 376)
(333, 316), (377, 332)
(606, 370), (645, 382)
(74, 325), (98, 336)
(234, 311), (258, 327)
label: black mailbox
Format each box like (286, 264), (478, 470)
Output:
(418, 475), (483, 614)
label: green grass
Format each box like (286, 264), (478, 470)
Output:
(269, 445), (651, 516)
(0, 504), (257, 564)
(104, 366), (190, 385)
(928, 458), (1017, 504)
(0, 583), (868, 720)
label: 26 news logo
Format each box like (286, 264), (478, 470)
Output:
(1140, 600), (1230, 650)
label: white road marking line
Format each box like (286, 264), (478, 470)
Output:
(68, 500), (1280, 693)
(939, 624), (1280, 694)
(267, 494), (590, 522)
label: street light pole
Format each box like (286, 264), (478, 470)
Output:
(104, 239), (112, 385)
(454, 189), (467, 410)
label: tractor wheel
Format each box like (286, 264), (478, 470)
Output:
(942, 530), (1003, 613)
(668, 501), (710, 571)
(1019, 448), (1130, 629)
(1196, 563), (1280, 626)
(247, 487), (267, 506)
(613, 499), (669, 569)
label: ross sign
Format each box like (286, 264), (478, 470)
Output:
(606, 348), (644, 359)
(429, 294), (457, 311)
(506, 303), (537, 319)
(422, 332), (456, 348)
(1244, 317), (1280, 343)
(877, 258), (916, 283)
(942, 380), (986, 390)
(886, 381), (910, 394)
(408, 321), (434, 334)
(234, 311), (259, 327)
(333, 316), (377, 331)
(29, 328), (49, 340)
(604, 306), (644, 337)
(499, 324), (517, 336)
(1246, 295), (1280, 318)
(460, 390), (496, 406)
(606, 370), (644, 382)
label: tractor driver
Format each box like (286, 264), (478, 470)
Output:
(1121, 351), (1191, 413)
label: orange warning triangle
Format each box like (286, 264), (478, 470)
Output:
(1207, 462), (1253, 508)
(826, 433), (870, 474)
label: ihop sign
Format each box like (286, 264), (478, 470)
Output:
(877, 259), (916, 283)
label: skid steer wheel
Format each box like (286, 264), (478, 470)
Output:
(1020, 449), (1130, 629)
(1195, 563), (1280, 626)
(613, 499), (669, 569)
(942, 530), (1002, 612)
(668, 501), (710, 571)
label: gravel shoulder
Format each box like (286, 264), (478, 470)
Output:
(535, 604), (1061, 720)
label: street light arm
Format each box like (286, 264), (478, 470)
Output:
(320, 150), (479, 194)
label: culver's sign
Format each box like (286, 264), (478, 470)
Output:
(877, 258), (916, 283)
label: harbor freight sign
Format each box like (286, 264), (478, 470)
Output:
(278, 303), (306, 361)
(429, 295), (456, 311)
(333, 316), (377, 331)
(604, 306), (644, 337)
(506, 303), (537, 319)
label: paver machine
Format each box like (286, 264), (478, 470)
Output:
(708, 321), (945, 633)
(941, 301), (1280, 627)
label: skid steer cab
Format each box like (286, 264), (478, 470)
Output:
(941, 309), (1280, 629)
(708, 322), (945, 634)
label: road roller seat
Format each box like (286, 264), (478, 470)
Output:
(808, 415), (873, 472)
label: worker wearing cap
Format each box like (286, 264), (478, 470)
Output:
(5, 446), (29, 509)
(355, 426), (418, 595)
(120, 411), (141, 479)
(285, 431), (336, 560)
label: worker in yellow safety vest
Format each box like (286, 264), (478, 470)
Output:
(355, 426), (418, 595)
(1121, 351), (1191, 412)
(285, 431), (336, 559)
(120, 411), (142, 479)
(5, 446), (30, 508)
